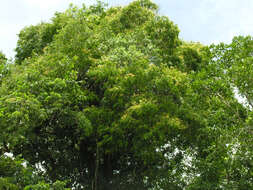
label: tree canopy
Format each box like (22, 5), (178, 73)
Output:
(0, 0), (252, 189)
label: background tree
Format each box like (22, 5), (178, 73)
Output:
(0, 51), (7, 64)
(0, 51), (8, 83)
(202, 36), (253, 189)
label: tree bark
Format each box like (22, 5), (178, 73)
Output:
(93, 139), (100, 190)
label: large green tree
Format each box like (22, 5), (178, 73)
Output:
(0, 0), (250, 189)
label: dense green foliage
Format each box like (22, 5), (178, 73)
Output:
(0, 154), (69, 189)
(0, 0), (252, 189)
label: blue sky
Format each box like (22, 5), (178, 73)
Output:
(0, 0), (252, 59)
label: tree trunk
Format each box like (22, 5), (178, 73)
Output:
(103, 154), (113, 190)
(93, 139), (100, 190)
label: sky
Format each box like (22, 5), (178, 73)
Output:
(0, 0), (252, 59)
